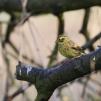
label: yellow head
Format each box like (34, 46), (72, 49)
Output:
(57, 35), (71, 57)
(57, 35), (69, 45)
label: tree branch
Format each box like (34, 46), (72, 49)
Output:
(48, 14), (64, 67)
(80, 8), (94, 51)
(16, 47), (101, 101)
(82, 32), (101, 50)
(7, 83), (31, 101)
(0, 0), (101, 14)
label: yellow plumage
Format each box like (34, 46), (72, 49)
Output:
(57, 35), (84, 58)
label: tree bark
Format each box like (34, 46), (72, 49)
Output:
(0, 0), (101, 14)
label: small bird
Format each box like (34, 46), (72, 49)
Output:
(57, 35), (84, 58)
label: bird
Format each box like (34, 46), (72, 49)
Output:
(57, 35), (84, 59)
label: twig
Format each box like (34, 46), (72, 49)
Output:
(2, 45), (14, 101)
(2, 13), (16, 48)
(82, 32), (101, 50)
(80, 8), (94, 51)
(7, 83), (31, 101)
(8, 40), (42, 67)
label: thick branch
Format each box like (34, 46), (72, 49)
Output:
(16, 48), (101, 101)
(0, 0), (101, 14)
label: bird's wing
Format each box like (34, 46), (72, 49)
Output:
(71, 46), (85, 54)
(71, 46), (82, 50)
(68, 39), (75, 46)
(68, 38), (84, 53)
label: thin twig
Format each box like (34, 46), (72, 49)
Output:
(82, 32), (101, 50)
(8, 83), (31, 101)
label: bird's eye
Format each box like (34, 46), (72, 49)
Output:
(59, 37), (64, 42)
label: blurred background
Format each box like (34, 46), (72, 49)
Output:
(0, 5), (101, 101)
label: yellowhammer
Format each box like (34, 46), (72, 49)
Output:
(57, 35), (84, 58)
